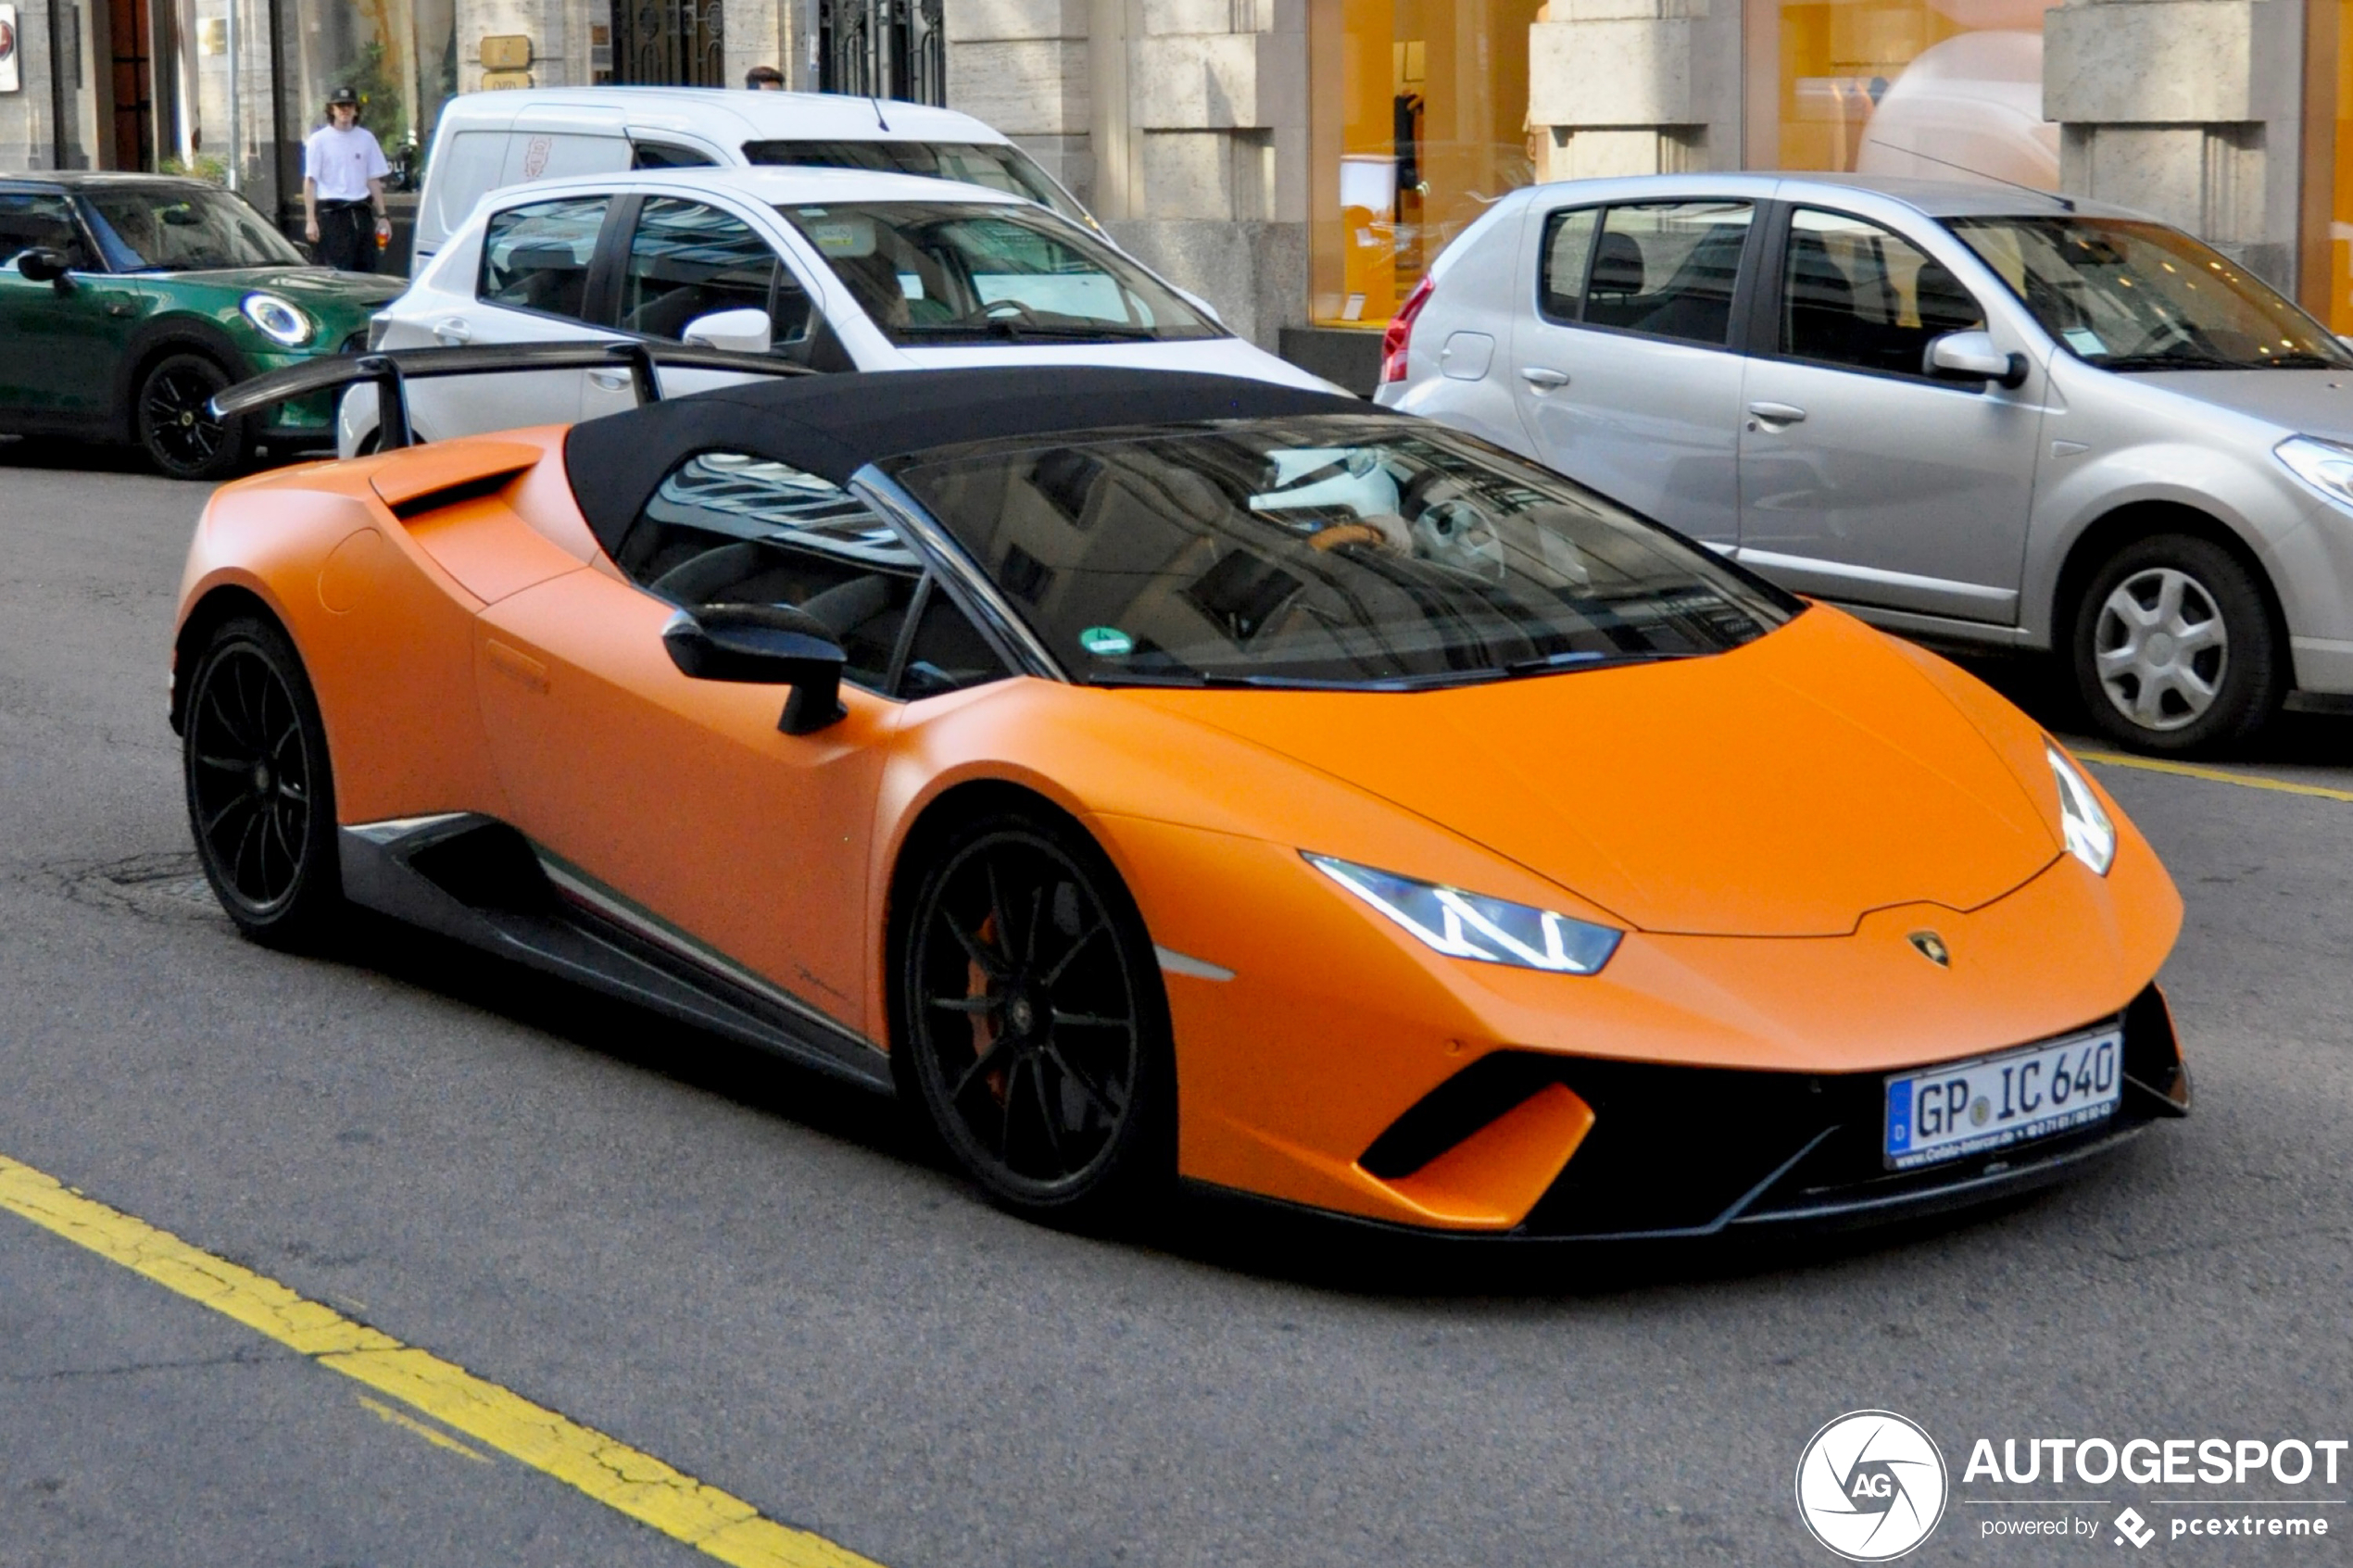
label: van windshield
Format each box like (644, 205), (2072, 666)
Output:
(1948, 216), (2352, 371)
(774, 200), (1221, 345)
(744, 139), (1091, 226)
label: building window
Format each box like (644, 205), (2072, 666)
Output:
(1307, 0), (1545, 329)
(1742, 0), (2059, 188)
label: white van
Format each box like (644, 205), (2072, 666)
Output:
(410, 87), (1093, 276)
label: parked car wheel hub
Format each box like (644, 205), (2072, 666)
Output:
(2095, 566), (2228, 732)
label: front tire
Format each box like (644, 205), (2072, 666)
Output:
(2070, 533), (2281, 755)
(899, 809), (1175, 1229)
(182, 615), (343, 947)
(138, 353), (251, 481)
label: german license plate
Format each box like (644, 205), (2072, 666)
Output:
(1884, 1027), (2122, 1170)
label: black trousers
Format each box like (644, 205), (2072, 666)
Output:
(314, 203), (378, 272)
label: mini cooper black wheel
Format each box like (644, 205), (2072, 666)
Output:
(900, 810), (1175, 1227)
(183, 615), (342, 947)
(2071, 533), (2281, 756)
(138, 353), (251, 481)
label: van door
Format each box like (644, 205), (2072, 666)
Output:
(414, 128), (513, 275)
(1507, 199), (1756, 547)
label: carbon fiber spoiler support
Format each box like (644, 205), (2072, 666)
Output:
(210, 340), (812, 449)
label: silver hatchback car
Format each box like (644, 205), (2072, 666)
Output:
(1379, 172), (2353, 754)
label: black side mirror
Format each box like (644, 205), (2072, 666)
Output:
(661, 604), (848, 734)
(17, 247), (73, 289)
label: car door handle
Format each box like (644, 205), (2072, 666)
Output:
(432, 318), (472, 345)
(1746, 401), (1806, 424)
(1519, 366), (1569, 389)
(104, 299), (136, 318)
(588, 369), (631, 390)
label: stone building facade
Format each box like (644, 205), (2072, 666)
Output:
(948, 0), (2353, 360)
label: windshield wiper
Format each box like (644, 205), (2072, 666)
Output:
(2097, 353), (2252, 372)
(1501, 648), (1693, 677)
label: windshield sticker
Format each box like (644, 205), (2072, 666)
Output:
(899, 273), (925, 300)
(2063, 328), (2108, 356)
(1078, 626), (1135, 659)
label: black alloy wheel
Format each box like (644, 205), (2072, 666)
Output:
(900, 811), (1175, 1226)
(182, 615), (343, 947)
(2070, 532), (2282, 756)
(138, 353), (251, 481)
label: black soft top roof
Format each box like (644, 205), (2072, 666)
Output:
(561, 365), (1366, 556)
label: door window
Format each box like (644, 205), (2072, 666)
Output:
(479, 196), (611, 323)
(618, 450), (921, 693)
(896, 582), (1013, 699)
(1781, 207), (1986, 376)
(631, 141), (719, 169)
(618, 198), (814, 345)
(1579, 202), (1753, 345)
(1536, 207), (1600, 322)
(0, 193), (89, 269)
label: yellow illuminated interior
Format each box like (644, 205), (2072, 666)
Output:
(1307, 0), (1543, 328)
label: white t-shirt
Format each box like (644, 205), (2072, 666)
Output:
(304, 123), (391, 203)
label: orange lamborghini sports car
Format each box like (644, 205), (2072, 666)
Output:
(175, 361), (2190, 1237)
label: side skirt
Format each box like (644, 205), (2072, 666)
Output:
(339, 813), (894, 1095)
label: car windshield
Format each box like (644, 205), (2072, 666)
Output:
(1947, 216), (2351, 371)
(774, 200), (1222, 345)
(744, 138), (1091, 226)
(78, 184), (307, 272)
(883, 415), (1799, 689)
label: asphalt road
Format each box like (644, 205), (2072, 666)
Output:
(2, 442), (2348, 1567)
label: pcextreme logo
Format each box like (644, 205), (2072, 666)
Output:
(1796, 1410), (1951, 1561)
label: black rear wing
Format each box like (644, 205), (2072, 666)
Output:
(210, 341), (814, 450)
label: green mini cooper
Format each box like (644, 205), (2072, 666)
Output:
(0, 173), (403, 479)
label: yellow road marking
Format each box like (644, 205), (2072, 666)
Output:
(0, 1152), (885, 1568)
(356, 1393), (492, 1462)
(2075, 749), (2353, 804)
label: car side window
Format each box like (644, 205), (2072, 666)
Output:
(1536, 207), (1599, 323)
(0, 192), (89, 270)
(1579, 201), (1753, 345)
(1780, 207), (1987, 377)
(631, 141), (717, 169)
(896, 581), (1013, 700)
(618, 450), (922, 694)
(618, 198), (814, 345)
(479, 195), (610, 323)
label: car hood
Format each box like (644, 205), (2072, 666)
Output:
(2122, 367), (2353, 443)
(158, 266), (407, 307)
(1124, 608), (2064, 937)
(889, 337), (1349, 395)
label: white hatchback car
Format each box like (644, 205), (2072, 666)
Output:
(343, 166), (1336, 454)
(1381, 172), (2353, 754)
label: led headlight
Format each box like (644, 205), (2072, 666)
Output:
(1304, 852), (1621, 974)
(240, 292), (313, 347)
(2047, 746), (2116, 875)
(2275, 435), (2353, 510)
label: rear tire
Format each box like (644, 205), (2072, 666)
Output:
(2070, 533), (2281, 756)
(138, 352), (251, 481)
(897, 809), (1175, 1230)
(182, 615), (344, 947)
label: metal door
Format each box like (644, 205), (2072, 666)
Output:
(819, 0), (943, 105)
(612, 0), (724, 86)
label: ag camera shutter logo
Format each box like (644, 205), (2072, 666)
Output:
(1796, 1410), (1949, 1561)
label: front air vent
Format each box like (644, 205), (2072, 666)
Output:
(1358, 1051), (1565, 1179)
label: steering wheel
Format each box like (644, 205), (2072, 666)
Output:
(956, 299), (1042, 329)
(1397, 472), (1506, 579)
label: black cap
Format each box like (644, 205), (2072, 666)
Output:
(326, 85), (359, 107)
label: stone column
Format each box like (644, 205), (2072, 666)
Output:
(942, 0), (1305, 347)
(2044, 0), (2302, 283)
(945, 0), (1094, 200)
(1527, 0), (1738, 181)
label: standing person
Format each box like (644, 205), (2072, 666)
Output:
(303, 85), (391, 272)
(745, 65), (785, 89)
